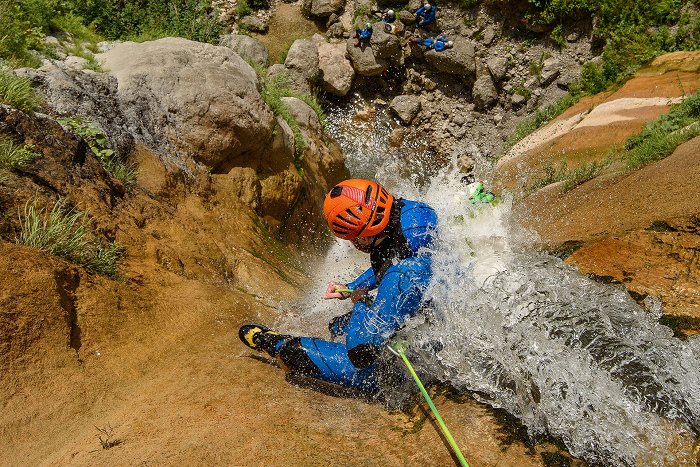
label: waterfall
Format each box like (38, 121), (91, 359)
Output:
(281, 93), (700, 465)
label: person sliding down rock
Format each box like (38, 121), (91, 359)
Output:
(411, 36), (453, 51)
(415, 2), (436, 27)
(239, 179), (438, 393)
(353, 22), (373, 48)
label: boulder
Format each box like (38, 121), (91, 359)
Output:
(369, 27), (401, 62)
(511, 93), (527, 107)
(540, 57), (561, 87)
(345, 37), (387, 76)
(326, 13), (340, 27)
(98, 37), (275, 170)
(219, 34), (269, 66)
(389, 95), (421, 124)
(22, 60), (135, 159)
(284, 39), (320, 82)
(327, 22), (346, 39)
(63, 55), (88, 70)
(240, 15), (268, 33)
(472, 74), (498, 109)
(267, 64), (313, 96)
(281, 97), (321, 131)
(309, 0), (344, 17)
(486, 56), (508, 83)
(317, 42), (355, 96)
(424, 40), (476, 76)
(399, 10), (416, 24)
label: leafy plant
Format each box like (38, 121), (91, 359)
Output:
(549, 24), (566, 48)
(1, 0), (224, 67)
(0, 68), (42, 112)
(58, 117), (137, 186)
(236, 0), (252, 17)
(561, 158), (611, 191)
(0, 137), (40, 169)
(18, 197), (125, 277)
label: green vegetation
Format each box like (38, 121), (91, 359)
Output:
(0, 69), (42, 112)
(0, 0), (223, 68)
(58, 117), (137, 186)
(0, 137), (40, 170)
(353, 4), (371, 22)
(18, 197), (125, 277)
(549, 24), (566, 48)
(249, 64), (327, 177)
(236, 0), (252, 18)
(504, 0), (700, 150)
(526, 91), (699, 193)
(506, 93), (580, 149)
(622, 90), (700, 169)
(526, 157), (611, 193)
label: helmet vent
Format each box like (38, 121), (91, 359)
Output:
(365, 185), (373, 204)
(330, 186), (344, 198)
(345, 209), (361, 220)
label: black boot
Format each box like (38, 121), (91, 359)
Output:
(239, 324), (290, 356)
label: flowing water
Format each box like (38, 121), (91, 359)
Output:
(281, 94), (700, 465)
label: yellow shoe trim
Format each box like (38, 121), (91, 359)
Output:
(243, 326), (262, 348)
(243, 327), (279, 348)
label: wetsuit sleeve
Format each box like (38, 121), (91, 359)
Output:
(347, 267), (377, 290)
(416, 6), (425, 16)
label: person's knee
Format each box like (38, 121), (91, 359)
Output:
(277, 337), (322, 376)
(347, 343), (380, 368)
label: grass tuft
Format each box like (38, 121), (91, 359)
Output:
(0, 68), (42, 112)
(622, 91), (700, 169)
(526, 157), (611, 193)
(0, 137), (40, 169)
(259, 72), (327, 177)
(18, 198), (124, 277)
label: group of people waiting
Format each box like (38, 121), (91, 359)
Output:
(353, 2), (439, 48)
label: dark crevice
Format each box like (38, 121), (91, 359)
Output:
(54, 268), (82, 363)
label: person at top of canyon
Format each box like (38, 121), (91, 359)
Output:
(415, 2), (436, 27)
(239, 179), (438, 393)
(353, 22), (373, 48)
(381, 9), (396, 23)
(412, 36), (454, 51)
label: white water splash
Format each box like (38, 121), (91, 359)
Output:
(284, 95), (700, 465)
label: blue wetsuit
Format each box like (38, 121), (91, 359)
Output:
(354, 27), (373, 45)
(420, 36), (450, 51)
(272, 199), (438, 392)
(416, 4), (436, 27)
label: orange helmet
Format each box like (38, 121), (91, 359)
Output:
(323, 179), (394, 240)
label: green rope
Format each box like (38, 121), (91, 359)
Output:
(389, 341), (469, 467)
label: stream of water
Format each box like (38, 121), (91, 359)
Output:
(283, 94), (700, 465)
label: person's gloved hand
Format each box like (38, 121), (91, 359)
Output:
(323, 282), (351, 300)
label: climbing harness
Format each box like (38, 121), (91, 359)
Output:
(388, 340), (469, 467)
